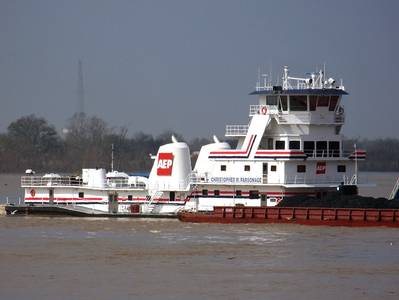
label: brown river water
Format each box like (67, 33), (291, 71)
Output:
(1, 172), (399, 299)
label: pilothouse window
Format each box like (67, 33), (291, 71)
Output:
(290, 95), (307, 111)
(266, 95), (278, 105)
(309, 96), (317, 111)
(317, 96), (329, 107)
(329, 96), (339, 111)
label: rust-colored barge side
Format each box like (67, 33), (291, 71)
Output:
(178, 207), (399, 227)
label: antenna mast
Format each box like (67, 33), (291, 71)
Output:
(111, 143), (114, 172)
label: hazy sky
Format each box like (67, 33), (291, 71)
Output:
(1, 0), (398, 139)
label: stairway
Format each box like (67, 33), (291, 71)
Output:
(389, 177), (399, 200)
(146, 191), (164, 213)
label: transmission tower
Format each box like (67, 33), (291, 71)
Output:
(77, 59), (85, 115)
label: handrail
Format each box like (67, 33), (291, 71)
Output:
(248, 105), (345, 125)
(389, 177), (399, 200)
(189, 171), (357, 186)
(21, 176), (146, 189)
(225, 125), (249, 136)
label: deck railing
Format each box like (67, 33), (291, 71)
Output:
(21, 176), (146, 189)
(189, 172), (357, 186)
(248, 105), (345, 125)
(225, 125), (249, 136)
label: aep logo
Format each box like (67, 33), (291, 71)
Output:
(157, 153), (174, 176)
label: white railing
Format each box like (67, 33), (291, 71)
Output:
(21, 176), (146, 189)
(249, 105), (279, 116)
(248, 106), (345, 125)
(283, 175), (352, 185)
(149, 179), (190, 192)
(225, 125), (249, 136)
(304, 150), (356, 159)
(190, 171), (208, 184)
(2, 196), (23, 205)
(189, 171), (361, 186)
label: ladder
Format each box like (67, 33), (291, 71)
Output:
(349, 174), (357, 185)
(146, 191), (163, 213)
(389, 177), (399, 200)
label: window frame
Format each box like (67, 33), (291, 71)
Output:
(275, 140), (285, 150)
(249, 190), (259, 199)
(289, 140), (301, 150)
(297, 165), (306, 173)
(289, 95), (308, 111)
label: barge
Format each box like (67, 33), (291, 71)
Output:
(178, 206), (399, 227)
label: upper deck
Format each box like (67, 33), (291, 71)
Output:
(252, 66), (346, 95)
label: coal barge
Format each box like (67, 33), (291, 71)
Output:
(178, 186), (399, 227)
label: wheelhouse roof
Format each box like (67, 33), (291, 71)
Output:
(249, 88), (348, 96)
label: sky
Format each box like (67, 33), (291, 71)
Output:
(0, 0), (398, 140)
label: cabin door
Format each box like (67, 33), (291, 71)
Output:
(262, 163), (268, 184)
(108, 192), (119, 214)
(49, 189), (54, 204)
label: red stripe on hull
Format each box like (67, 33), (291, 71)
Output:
(210, 135), (255, 155)
(255, 151), (305, 155)
(25, 197), (103, 201)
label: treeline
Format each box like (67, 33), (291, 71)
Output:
(343, 139), (399, 171)
(0, 114), (398, 173)
(0, 114), (211, 173)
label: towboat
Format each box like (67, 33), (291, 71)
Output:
(19, 66), (367, 216)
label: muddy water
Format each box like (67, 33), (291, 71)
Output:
(0, 217), (399, 299)
(1, 172), (399, 299)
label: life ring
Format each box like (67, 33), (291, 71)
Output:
(30, 189), (36, 197)
(261, 106), (267, 115)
